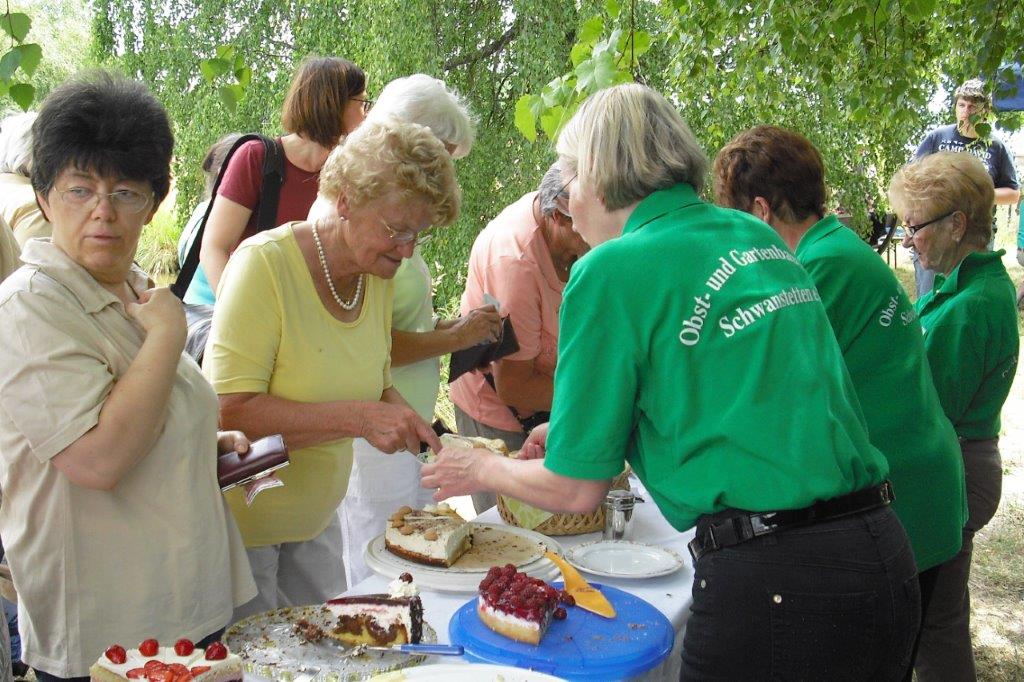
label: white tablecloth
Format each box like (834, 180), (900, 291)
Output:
(249, 479), (695, 681)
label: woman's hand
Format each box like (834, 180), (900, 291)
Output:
(217, 430), (250, 457)
(447, 305), (501, 348)
(420, 447), (492, 500)
(128, 287), (186, 348)
(519, 422), (549, 460)
(360, 402), (441, 455)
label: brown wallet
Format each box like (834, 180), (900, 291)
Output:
(218, 434), (290, 491)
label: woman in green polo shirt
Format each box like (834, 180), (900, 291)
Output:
(889, 151), (1019, 682)
(423, 84), (920, 679)
(713, 125), (967, 681)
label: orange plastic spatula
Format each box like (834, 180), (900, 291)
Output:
(545, 551), (616, 618)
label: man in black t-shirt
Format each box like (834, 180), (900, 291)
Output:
(910, 79), (1020, 297)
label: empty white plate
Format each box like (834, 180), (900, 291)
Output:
(566, 540), (684, 579)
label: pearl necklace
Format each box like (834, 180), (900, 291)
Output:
(312, 223), (364, 311)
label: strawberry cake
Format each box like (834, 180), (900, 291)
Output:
(476, 564), (569, 645)
(88, 638), (242, 682)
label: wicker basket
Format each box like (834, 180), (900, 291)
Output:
(496, 468), (632, 536)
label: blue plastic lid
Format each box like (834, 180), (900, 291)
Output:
(449, 582), (674, 680)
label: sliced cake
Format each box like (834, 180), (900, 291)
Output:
(323, 572), (423, 646)
(385, 503), (472, 567)
(89, 639), (242, 682)
(477, 564), (567, 645)
(439, 433), (510, 455)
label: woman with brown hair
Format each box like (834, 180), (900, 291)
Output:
(199, 56), (369, 296)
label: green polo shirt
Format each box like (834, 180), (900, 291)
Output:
(795, 215), (965, 570)
(915, 250), (1019, 439)
(544, 184), (888, 531)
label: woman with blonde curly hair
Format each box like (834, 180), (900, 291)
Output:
(205, 118), (457, 620)
(889, 151), (1019, 680)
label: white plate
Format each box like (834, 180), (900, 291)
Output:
(225, 605), (438, 681)
(371, 663), (566, 681)
(565, 540), (684, 579)
(365, 523), (562, 593)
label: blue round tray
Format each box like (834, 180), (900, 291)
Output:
(449, 582), (673, 680)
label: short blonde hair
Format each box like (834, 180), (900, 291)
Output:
(556, 84), (708, 210)
(888, 151), (994, 248)
(319, 117), (460, 226)
(367, 74), (475, 159)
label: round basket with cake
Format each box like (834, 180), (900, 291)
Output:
(440, 433), (632, 536)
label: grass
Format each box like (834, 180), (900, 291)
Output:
(135, 199), (181, 285)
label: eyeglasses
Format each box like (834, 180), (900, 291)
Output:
(557, 172), (577, 200)
(905, 210), (956, 237)
(381, 217), (431, 246)
(352, 98), (375, 115)
(57, 186), (153, 214)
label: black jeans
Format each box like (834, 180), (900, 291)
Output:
(680, 505), (920, 681)
(34, 629), (225, 682)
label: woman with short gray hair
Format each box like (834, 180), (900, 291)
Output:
(889, 151), (1019, 680)
(0, 112), (49, 245)
(425, 83), (919, 678)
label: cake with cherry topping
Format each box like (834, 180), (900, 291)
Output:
(88, 638), (242, 682)
(384, 503), (472, 567)
(322, 572), (424, 646)
(477, 564), (570, 645)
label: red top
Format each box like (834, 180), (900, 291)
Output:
(216, 138), (320, 244)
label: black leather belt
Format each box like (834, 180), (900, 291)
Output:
(687, 481), (894, 562)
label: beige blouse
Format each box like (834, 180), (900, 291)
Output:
(0, 239), (255, 677)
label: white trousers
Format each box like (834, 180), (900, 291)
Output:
(232, 514), (346, 623)
(338, 439), (437, 586)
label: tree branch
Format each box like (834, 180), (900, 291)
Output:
(443, 19), (521, 71)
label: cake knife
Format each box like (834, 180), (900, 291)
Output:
(331, 642), (463, 658)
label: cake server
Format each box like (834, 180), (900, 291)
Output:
(332, 642), (463, 658)
(545, 550), (617, 618)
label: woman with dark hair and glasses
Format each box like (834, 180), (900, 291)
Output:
(199, 56), (368, 297)
(889, 151), (1019, 681)
(0, 72), (256, 681)
(204, 118), (458, 620)
(449, 162), (590, 513)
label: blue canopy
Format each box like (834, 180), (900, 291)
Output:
(994, 64), (1024, 112)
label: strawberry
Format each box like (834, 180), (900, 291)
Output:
(144, 660), (167, 671)
(203, 642), (228, 661)
(173, 638), (195, 656)
(126, 668), (147, 679)
(167, 663), (189, 675)
(139, 638), (159, 657)
(145, 671), (174, 682)
(105, 644), (127, 664)
(190, 666), (211, 676)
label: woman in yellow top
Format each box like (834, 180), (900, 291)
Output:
(205, 118), (456, 620)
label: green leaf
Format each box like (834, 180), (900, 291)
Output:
(9, 82), (34, 111)
(200, 58), (231, 83)
(628, 31), (652, 61)
(974, 122), (991, 138)
(0, 49), (22, 82)
(0, 80), (8, 98)
(539, 105), (565, 140)
(578, 16), (604, 46)
(570, 42), (591, 67)
(235, 65), (252, 88)
(514, 94), (538, 142)
(215, 44), (236, 61)
(0, 13), (31, 42)
(576, 51), (618, 92)
(16, 43), (41, 77)
(604, 0), (620, 19)
(217, 84), (240, 111)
